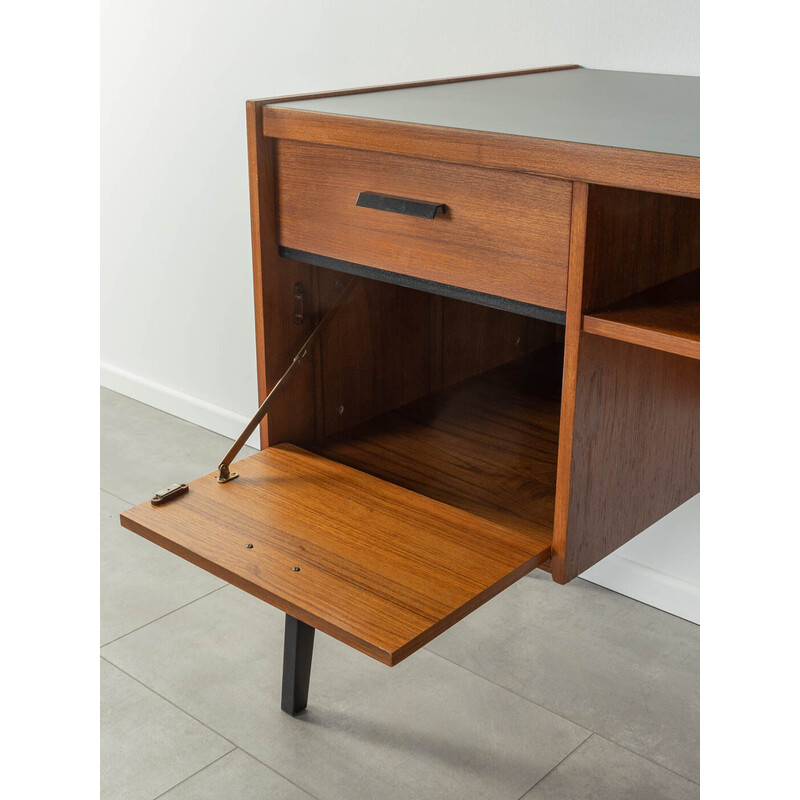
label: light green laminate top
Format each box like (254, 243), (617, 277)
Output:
(271, 68), (699, 158)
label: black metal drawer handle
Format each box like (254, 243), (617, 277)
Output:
(356, 192), (446, 219)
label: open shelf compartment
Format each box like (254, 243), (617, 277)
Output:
(583, 269), (699, 359)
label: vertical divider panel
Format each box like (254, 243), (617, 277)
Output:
(552, 181), (700, 584)
(552, 182), (589, 583)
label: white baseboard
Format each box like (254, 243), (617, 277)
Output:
(100, 362), (260, 449)
(580, 554), (699, 624)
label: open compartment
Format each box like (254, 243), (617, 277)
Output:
(121, 262), (565, 665)
(579, 184), (700, 359)
(583, 269), (699, 359)
(296, 265), (565, 544)
(305, 329), (563, 541)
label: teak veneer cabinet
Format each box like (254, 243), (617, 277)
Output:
(121, 65), (700, 716)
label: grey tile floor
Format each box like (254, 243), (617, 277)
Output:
(100, 387), (699, 799)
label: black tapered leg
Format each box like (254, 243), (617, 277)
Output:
(281, 614), (315, 716)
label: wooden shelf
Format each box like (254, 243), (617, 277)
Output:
(121, 443), (551, 667)
(307, 345), (564, 540)
(583, 270), (699, 359)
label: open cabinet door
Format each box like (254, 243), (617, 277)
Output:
(121, 444), (551, 666)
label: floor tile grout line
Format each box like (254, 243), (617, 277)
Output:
(424, 646), (699, 786)
(99, 656), (322, 800)
(101, 584), (229, 648)
(577, 734), (700, 786)
(213, 745), (322, 800)
(101, 486), (145, 508)
(585, 738), (699, 787)
(513, 733), (594, 799)
(423, 646), (592, 733)
(152, 747), (236, 800)
(101, 656), (238, 746)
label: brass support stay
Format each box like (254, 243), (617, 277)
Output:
(216, 277), (359, 483)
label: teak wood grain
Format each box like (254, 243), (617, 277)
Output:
(439, 301), (559, 388)
(264, 108), (698, 198)
(120, 444), (551, 666)
(313, 270), (560, 438)
(583, 270), (700, 359)
(275, 140), (573, 310)
(246, 102), (318, 446)
(258, 63), (697, 198)
(563, 334), (700, 581)
(582, 185), (699, 313)
(308, 346), (563, 538)
(551, 181), (588, 583)
(314, 271), (439, 437)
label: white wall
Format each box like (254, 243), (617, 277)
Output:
(100, 0), (700, 621)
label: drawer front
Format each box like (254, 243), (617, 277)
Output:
(275, 140), (572, 311)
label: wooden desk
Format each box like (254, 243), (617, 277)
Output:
(121, 65), (700, 715)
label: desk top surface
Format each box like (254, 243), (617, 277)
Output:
(271, 67), (699, 158)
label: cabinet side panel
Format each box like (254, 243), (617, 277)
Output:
(563, 333), (699, 581)
(246, 103), (317, 445)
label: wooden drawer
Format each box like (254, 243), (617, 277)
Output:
(274, 140), (573, 311)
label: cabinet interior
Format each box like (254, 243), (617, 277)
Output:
(269, 264), (566, 548)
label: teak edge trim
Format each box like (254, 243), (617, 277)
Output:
(246, 100), (274, 446)
(251, 65), (699, 198)
(582, 315), (700, 360)
(250, 64), (581, 105)
(552, 181), (589, 583)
